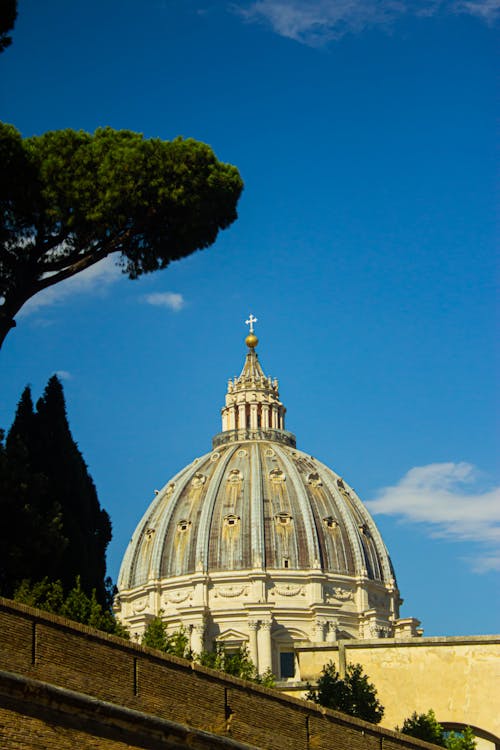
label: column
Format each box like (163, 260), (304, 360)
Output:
(326, 619), (339, 642)
(238, 403), (246, 429)
(229, 406), (236, 430)
(313, 618), (326, 642)
(250, 403), (258, 429)
(262, 404), (270, 429)
(271, 405), (278, 429)
(191, 621), (205, 655)
(257, 619), (273, 674)
(248, 620), (259, 667)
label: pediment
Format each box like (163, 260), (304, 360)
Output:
(216, 628), (249, 643)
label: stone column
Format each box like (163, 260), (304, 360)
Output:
(250, 403), (258, 430)
(248, 620), (259, 666)
(262, 404), (270, 429)
(314, 618), (326, 642)
(238, 403), (246, 430)
(326, 619), (339, 642)
(191, 622), (205, 655)
(229, 406), (236, 430)
(271, 405), (278, 429)
(257, 619), (273, 674)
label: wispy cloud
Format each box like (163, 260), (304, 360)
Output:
(143, 292), (186, 312)
(235, 0), (499, 46)
(17, 256), (122, 318)
(366, 462), (500, 573)
(55, 370), (72, 381)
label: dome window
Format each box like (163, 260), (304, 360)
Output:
(227, 469), (243, 484)
(323, 516), (338, 530)
(308, 472), (323, 487)
(223, 514), (240, 528)
(191, 473), (206, 488)
(270, 468), (286, 483)
(275, 512), (292, 526)
(145, 528), (155, 540)
(177, 520), (191, 533)
(359, 523), (370, 536)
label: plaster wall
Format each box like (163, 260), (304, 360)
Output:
(295, 637), (500, 744)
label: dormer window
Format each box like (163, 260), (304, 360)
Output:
(308, 472), (323, 487)
(177, 520), (191, 533)
(323, 516), (338, 529)
(275, 512), (292, 526)
(223, 514), (240, 528)
(227, 469), (243, 484)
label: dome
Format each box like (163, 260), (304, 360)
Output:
(116, 321), (414, 679)
(119, 443), (394, 585)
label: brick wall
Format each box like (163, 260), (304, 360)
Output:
(0, 598), (439, 750)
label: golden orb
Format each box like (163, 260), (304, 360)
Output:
(245, 333), (259, 349)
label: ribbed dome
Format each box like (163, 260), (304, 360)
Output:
(118, 442), (395, 588)
(116, 322), (414, 669)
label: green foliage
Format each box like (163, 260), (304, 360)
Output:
(397, 709), (445, 746)
(0, 122), (243, 346)
(13, 577), (129, 638)
(0, 0), (17, 52)
(398, 711), (477, 749)
(143, 630), (277, 686)
(306, 661), (384, 724)
(200, 643), (276, 686)
(0, 376), (111, 604)
(445, 727), (476, 750)
(254, 667), (276, 688)
(141, 615), (192, 660)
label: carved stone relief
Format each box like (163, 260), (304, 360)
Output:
(325, 585), (354, 603)
(165, 589), (192, 604)
(214, 585), (248, 598)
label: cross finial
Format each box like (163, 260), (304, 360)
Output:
(245, 314), (257, 333)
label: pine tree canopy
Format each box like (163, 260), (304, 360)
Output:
(0, 122), (243, 347)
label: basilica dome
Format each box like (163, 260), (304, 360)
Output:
(116, 321), (418, 679)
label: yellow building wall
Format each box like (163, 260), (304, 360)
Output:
(295, 636), (500, 743)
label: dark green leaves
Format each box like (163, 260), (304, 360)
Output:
(0, 122), (243, 346)
(306, 661), (384, 724)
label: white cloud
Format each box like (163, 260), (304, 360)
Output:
(235, 0), (499, 45)
(143, 292), (186, 312)
(17, 256), (122, 318)
(366, 462), (500, 572)
(55, 370), (72, 381)
(455, 0), (500, 21)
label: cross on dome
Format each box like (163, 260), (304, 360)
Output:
(245, 314), (257, 333)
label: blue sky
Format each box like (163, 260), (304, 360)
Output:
(0, 0), (498, 636)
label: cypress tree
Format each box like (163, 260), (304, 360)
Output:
(0, 387), (66, 596)
(0, 377), (111, 604)
(34, 375), (112, 604)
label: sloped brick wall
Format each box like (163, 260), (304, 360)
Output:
(0, 598), (438, 750)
